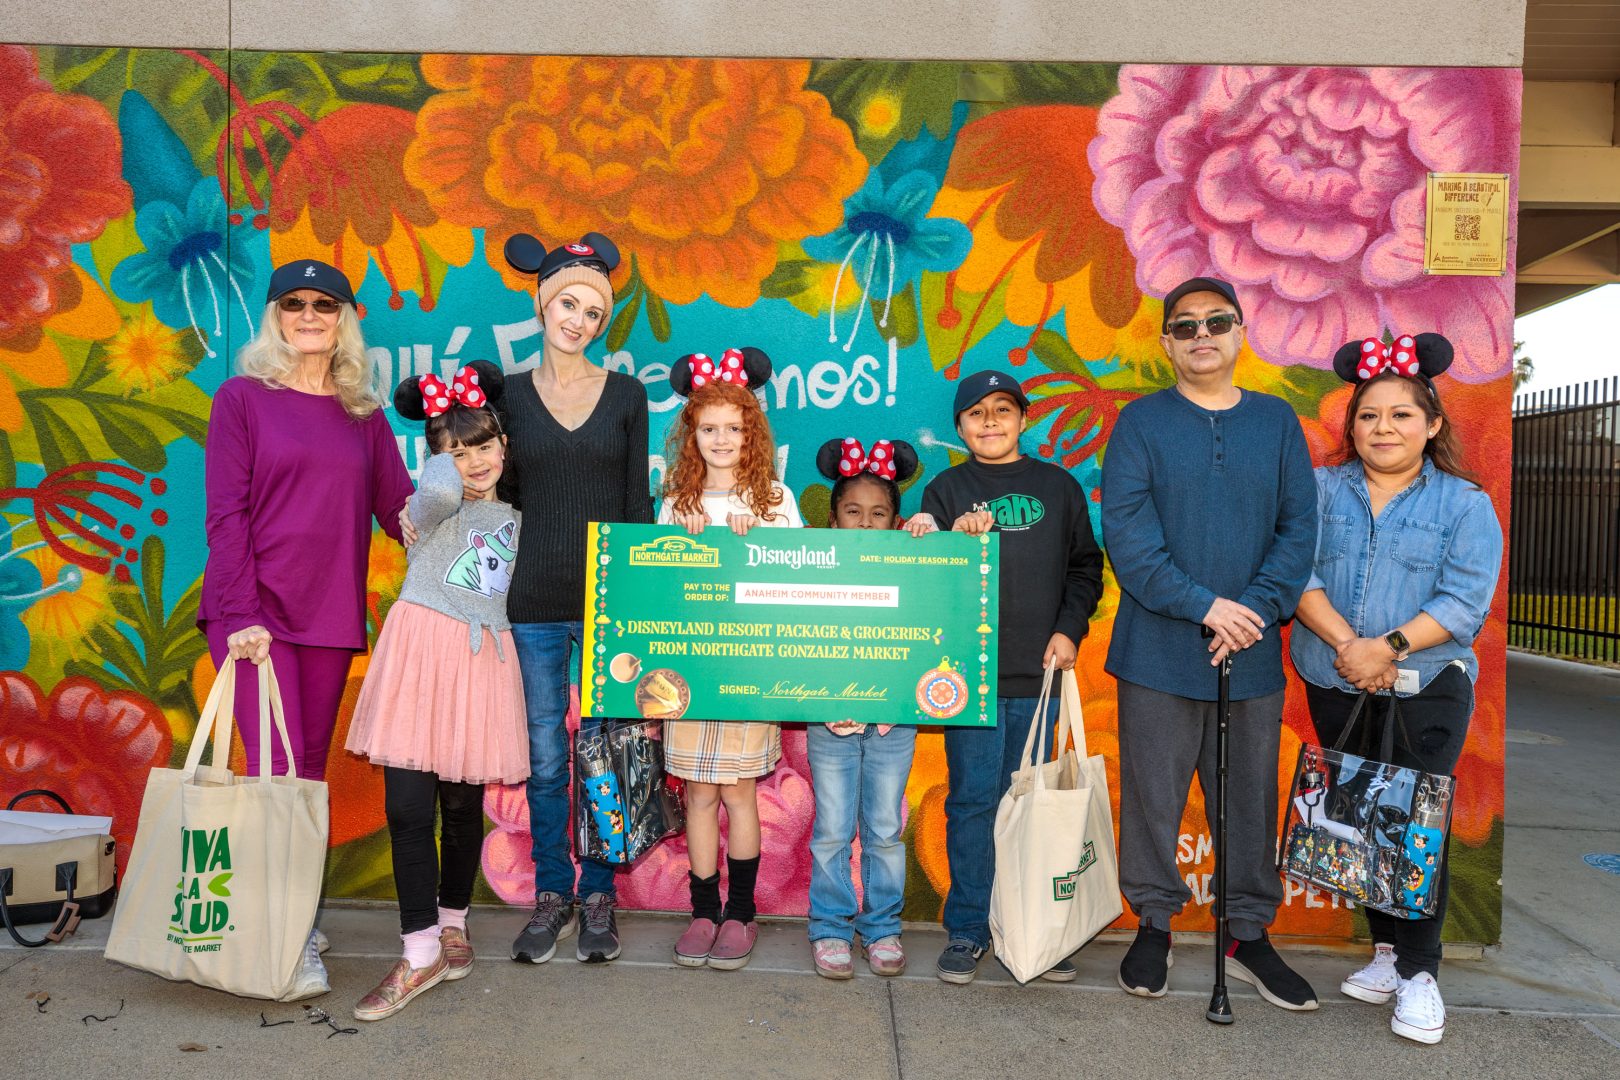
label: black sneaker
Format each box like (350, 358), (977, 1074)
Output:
(1118, 925), (1173, 997)
(1038, 956), (1078, 983)
(576, 892), (621, 963)
(510, 891), (576, 964)
(935, 938), (985, 985)
(1227, 933), (1319, 1011)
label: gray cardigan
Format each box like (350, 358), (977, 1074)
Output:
(397, 452), (522, 659)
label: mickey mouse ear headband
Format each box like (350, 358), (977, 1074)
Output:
(670, 347), (773, 396)
(816, 437), (919, 484)
(394, 359), (506, 422)
(1332, 332), (1454, 386)
(503, 232), (622, 280)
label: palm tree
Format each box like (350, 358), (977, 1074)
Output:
(1513, 340), (1534, 390)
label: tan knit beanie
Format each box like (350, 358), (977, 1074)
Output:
(537, 265), (614, 340)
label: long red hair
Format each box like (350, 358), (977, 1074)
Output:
(663, 382), (785, 519)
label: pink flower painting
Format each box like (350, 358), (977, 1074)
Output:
(481, 690), (817, 915)
(1090, 66), (1520, 381)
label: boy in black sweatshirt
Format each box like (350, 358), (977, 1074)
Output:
(919, 369), (1104, 985)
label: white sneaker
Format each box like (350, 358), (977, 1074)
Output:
(287, 929), (332, 1001)
(311, 927), (331, 954)
(1340, 943), (1399, 1004)
(1392, 972), (1445, 1045)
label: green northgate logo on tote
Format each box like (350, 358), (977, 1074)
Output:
(169, 827), (234, 952)
(1052, 841), (1099, 901)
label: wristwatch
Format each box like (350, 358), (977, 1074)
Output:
(1383, 629), (1410, 661)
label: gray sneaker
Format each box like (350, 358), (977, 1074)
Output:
(511, 891), (576, 964)
(935, 938), (985, 985)
(576, 892), (621, 963)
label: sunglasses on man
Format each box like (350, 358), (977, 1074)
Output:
(1165, 314), (1239, 340)
(277, 296), (345, 314)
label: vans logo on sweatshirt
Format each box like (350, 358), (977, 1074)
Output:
(974, 494), (1045, 531)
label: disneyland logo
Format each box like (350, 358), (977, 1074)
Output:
(745, 543), (839, 570)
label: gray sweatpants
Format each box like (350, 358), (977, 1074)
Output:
(1116, 678), (1285, 941)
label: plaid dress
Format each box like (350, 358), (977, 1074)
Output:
(657, 486), (800, 784)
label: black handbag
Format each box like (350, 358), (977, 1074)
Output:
(573, 721), (685, 865)
(0, 789), (118, 947)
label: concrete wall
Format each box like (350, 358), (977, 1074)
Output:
(5, 0), (1527, 64)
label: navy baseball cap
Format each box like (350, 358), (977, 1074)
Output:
(266, 259), (355, 306)
(1161, 276), (1243, 332)
(953, 369), (1029, 419)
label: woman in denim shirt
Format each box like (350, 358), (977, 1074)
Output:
(1290, 333), (1501, 1047)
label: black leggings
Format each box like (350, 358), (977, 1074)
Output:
(1303, 665), (1474, 979)
(384, 767), (486, 935)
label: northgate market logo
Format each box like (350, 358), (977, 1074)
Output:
(169, 826), (233, 951)
(1052, 841), (1098, 901)
(630, 536), (721, 568)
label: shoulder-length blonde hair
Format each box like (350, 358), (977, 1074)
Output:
(235, 302), (382, 419)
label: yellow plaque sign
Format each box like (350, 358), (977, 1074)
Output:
(1423, 173), (1509, 276)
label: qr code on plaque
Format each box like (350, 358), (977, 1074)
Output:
(1453, 214), (1481, 242)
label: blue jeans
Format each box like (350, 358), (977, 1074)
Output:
(806, 724), (917, 944)
(510, 621), (618, 900)
(941, 695), (1056, 948)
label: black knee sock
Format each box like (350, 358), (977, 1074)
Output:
(689, 871), (722, 922)
(723, 855), (760, 924)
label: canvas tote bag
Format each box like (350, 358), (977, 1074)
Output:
(989, 666), (1122, 983)
(105, 656), (330, 1000)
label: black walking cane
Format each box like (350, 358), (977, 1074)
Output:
(1204, 629), (1235, 1024)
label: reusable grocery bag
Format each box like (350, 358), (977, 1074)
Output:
(105, 656), (330, 999)
(989, 666), (1122, 983)
(574, 721), (685, 864)
(1279, 691), (1454, 919)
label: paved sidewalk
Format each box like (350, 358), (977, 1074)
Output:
(4, 653), (1618, 1079)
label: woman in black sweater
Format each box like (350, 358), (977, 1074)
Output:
(499, 233), (652, 967)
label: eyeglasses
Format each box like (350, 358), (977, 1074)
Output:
(277, 296), (344, 314)
(1166, 314), (1239, 340)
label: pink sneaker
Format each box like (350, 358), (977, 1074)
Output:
(812, 938), (854, 980)
(674, 917), (719, 968)
(440, 926), (474, 981)
(864, 935), (906, 976)
(706, 919), (758, 970)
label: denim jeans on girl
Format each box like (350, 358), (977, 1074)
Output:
(511, 620), (618, 900)
(807, 724), (917, 944)
(942, 694), (1058, 948)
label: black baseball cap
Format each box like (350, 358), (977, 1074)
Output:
(1161, 276), (1243, 332)
(266, 259), (356, 306)
(953, 369), (1029, 419)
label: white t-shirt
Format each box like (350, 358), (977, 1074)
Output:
(656, 482), (803, 529)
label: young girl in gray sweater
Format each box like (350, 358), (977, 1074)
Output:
(346, 360), (528, 1021)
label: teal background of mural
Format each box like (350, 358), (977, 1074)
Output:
(0, 46), (1518, 943)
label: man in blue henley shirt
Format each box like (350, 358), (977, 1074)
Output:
(1101, 277), (1318, 1011)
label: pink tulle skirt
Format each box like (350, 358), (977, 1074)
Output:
(345, 601), (529, 785)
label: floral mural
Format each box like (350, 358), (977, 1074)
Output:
(0, 45), (1517, 944)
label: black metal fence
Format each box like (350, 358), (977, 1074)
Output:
(1510, 376), (1620, 663)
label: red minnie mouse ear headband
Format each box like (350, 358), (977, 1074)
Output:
(815, 437), (919, 484)
(670, 347), (772, 396)
(394, 360), (505, 422)
(1332, 333), (1454, 386)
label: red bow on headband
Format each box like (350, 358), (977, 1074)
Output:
(838, 437), (897, 480)
(418, 367), (487, 417)
(688, 349), (749, 390)
(1355, 335), (1421, 380)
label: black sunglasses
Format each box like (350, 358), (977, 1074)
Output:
(277, 296), (344, 314)
(1166, 314), (1239, 340)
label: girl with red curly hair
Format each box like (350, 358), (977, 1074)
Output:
(657, 348), (801, 972)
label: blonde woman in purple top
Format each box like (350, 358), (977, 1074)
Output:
(199, 259), (413, 783)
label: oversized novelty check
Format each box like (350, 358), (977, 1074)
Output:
(581, 524), (999, 726)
